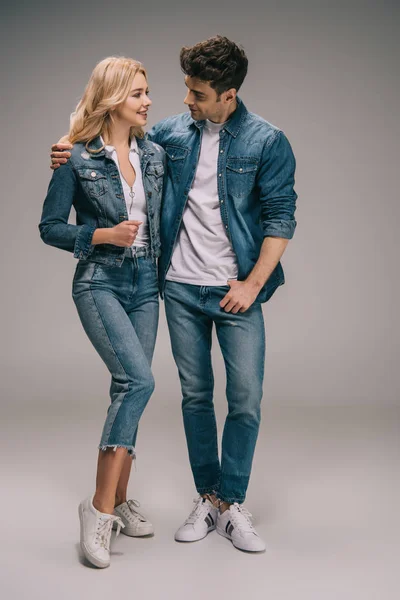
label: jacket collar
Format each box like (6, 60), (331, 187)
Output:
(191, 96), (247, 138)
(86, 135), (155, 158)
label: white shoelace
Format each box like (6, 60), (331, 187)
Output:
(230, 503), (256, 535)
(185, 497), (209, 525)
(125, 499), (148, 523)
(96, 514), (124, 550)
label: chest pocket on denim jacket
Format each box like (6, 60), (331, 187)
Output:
(165, 145), (188, 184)
(145, 161), (164, 193)
(226, 158), (258, 199)
(77, 168), (108, 199)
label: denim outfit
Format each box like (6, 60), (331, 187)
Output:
(39, 136), (165, 456)
(149, 98), (297, 501)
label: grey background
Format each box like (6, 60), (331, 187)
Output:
(1, 1), (399, 599)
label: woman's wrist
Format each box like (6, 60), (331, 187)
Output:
(92, 228), (114, 245)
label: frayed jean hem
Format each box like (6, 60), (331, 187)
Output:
(99, 444), (136, 458)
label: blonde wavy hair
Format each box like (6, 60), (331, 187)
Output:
(67, 56), (147, 152)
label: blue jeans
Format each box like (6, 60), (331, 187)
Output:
(72, 249), (159, 457)
(164, 281), (265, 503)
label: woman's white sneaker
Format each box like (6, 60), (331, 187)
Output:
(216, 503), (266, 552)
(113, 499), (154, 536)
(175, 496), (218, 542)
(78, 495), (124, 568)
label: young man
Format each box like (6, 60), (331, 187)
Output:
(50, 36), (297, 553)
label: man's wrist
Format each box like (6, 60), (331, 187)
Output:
(244, 276), (264, 294)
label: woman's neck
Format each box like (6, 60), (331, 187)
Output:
(107, 121), (132, 149)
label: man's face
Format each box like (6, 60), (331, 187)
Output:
(183, 76), (225, 122)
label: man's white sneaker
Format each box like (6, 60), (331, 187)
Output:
(78, 495), (124, 568)
(175, 496), (218, 542)
(113, 499), (154, 537)
(216, 503), (266, 552)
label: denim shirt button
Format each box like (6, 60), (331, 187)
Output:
(218, 173), (222, 177)
(91, 171), (96, 177)
(220, 150), (224, 153)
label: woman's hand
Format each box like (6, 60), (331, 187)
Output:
(108, 221), (142, 247)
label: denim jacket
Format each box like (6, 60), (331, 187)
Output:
(148, 97), (297, 302)
(39, 136), (165, 265)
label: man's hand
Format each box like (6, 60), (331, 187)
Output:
(219, 280), (260, 314)
(50, 141), (73, 170)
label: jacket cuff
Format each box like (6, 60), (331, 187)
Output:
(262, 219), (297, 240)
(73, 224), (96, 259)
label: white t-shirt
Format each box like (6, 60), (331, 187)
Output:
(166, 119), (238, 285)
(101, 136), (149, 247)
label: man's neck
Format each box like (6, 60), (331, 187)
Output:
(209, 99), (238, 124)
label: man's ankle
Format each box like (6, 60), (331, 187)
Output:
(201, 493), (220, 508)
(218, 501), (232, 514)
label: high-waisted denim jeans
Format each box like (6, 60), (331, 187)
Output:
(72, 249), (159, 458)
(164, 281), (265, 503)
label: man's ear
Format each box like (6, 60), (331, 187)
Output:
(224, 88), (237, 105)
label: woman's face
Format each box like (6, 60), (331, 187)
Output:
(114, 71), (152, 127)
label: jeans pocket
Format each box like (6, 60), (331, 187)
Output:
(72, 261), (97, 298)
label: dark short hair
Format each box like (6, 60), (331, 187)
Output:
(180, 35), (248, 96)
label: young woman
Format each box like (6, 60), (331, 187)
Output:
(39, 57), (165, 568)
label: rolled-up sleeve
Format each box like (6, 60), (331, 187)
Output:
(257, 130), (297, 239)
(39, 161), (96, 259)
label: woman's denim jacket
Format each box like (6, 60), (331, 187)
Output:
(39, 136), (165, 266)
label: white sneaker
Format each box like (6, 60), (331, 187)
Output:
(175, 496), (218, 542)
(216, 503), (266, 552)
(78, 495), (124, 568)
(113, 499), (154, 537)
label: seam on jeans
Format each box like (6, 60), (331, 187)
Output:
(197, 484), (220, 494)
(204, 325), (219, 463)
(216, 495), (246, 504)
(89, 288), (132, 444)
(128, 257), (137, 303)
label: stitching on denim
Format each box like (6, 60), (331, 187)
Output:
(89, 288), (132, 444)
(197, 484), (220, 494)
(205, 325), (220, 463)
(216, 495), (245, 504)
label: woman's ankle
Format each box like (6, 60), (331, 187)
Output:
(92, 492), (115, 515)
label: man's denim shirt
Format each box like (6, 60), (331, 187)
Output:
(148, 97), (297, 302)
(39, 136), (165, 265)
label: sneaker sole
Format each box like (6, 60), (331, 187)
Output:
(216, 526), (266, 553)
(115, 523), (154, 537)
(78, 504), (110, 568)
(175, 525), (215, 543)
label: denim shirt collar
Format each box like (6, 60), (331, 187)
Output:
(191, 96), (247, 138)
